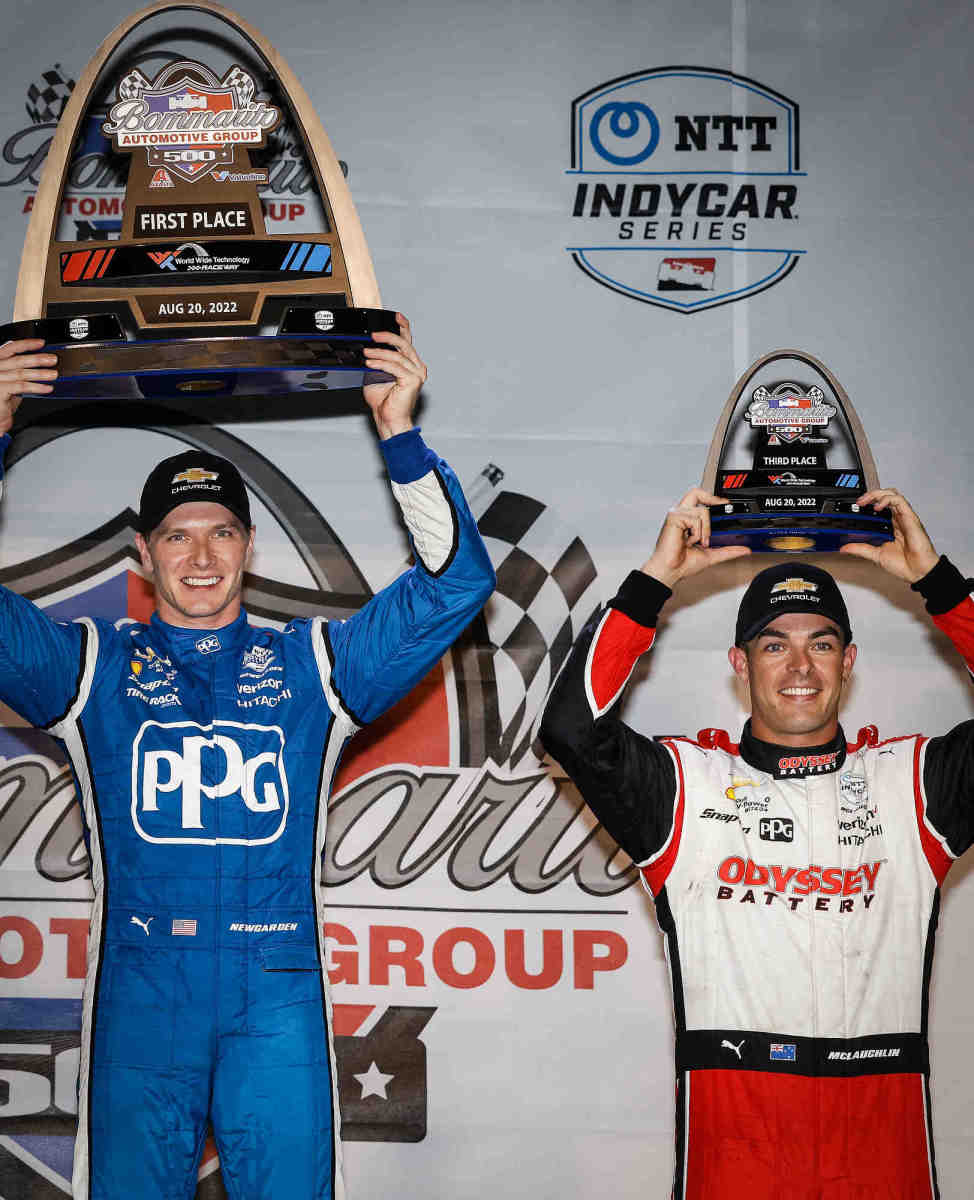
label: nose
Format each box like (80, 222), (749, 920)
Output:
(188, 535), (215, 568)
(786, 645), (813, 674)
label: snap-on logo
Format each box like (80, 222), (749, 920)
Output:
(131, 719), (289, 845)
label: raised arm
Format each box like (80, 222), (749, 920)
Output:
(842, 490), (974, 862)
(910, 554), (974, 863)
(323, 427), (494, 726)
(0, 338), (88, 728)
(540, 489), (747, 865)
(317, 316), (494, 727)
(538, 570), (679, 865)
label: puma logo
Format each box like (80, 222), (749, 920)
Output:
(721, 1038), (745, 1060)
(130, 915), (154, 936)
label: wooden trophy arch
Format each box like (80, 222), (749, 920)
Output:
(9, 0), (392, 401)
(701, 348), (892, 553)
(701, 349), (881, 494)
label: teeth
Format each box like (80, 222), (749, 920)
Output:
(781, 687), (817, 696)
(183, 576), (220, 587)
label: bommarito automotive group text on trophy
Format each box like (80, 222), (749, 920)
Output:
(701, 350), (895, 553)
(1, 0), (397, 401)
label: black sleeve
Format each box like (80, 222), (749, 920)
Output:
(923, 721), (974, 859)
(915, 557), (974, 858)
(539, 574), (678, 864)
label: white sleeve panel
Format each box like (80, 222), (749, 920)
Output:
(390, 469), (458, 575)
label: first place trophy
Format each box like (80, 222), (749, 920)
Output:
(1, 0), (397, 401)
(702, 349), (895, 553)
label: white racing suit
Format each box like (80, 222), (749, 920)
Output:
(539, 556), (974, 1200)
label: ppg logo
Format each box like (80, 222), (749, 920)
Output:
(759, 817), (794, 843)
(132, 720), (289, 845)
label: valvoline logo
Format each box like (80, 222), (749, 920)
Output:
(131, 719), (289, 845)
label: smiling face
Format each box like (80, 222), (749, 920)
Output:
(727, 611), (857, 746)
(135, 502), (255, 629)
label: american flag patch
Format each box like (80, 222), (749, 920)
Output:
(770, 1042), (796, 1061)
(172, 919), (198, 937)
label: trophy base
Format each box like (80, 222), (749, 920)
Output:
(0, 311), (398, 399)
(710, 504), (894, 553)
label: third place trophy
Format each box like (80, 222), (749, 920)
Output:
(702, 349), (894, 552)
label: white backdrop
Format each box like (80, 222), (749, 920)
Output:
(0, 1), (972, 1197)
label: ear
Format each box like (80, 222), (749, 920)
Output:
(728, 644), (749, 683)
(246, 525), (256, 561)
(135, 532), (153, 575)
(841, 641), (857, 682)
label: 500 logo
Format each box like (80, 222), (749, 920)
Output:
(567, 66), (804, 313)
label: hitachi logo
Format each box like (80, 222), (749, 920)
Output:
(717, 857), (882, 896)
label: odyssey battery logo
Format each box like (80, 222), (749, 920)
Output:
(567, 66), (804, 313)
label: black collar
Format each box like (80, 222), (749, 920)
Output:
(739, 720), (847, 779)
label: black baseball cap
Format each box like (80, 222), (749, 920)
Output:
(735, 562), (852, 647)
(138, 450), (252, 535)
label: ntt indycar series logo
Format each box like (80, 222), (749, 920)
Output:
(568, 67), (804, 313)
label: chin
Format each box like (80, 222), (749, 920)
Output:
(774, 713), (833, 739)
(172, 589), (232, 620)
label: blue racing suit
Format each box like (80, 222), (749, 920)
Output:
(0, 429), (495, 1200)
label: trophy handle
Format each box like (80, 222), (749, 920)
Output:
(701, 348), (881, 493)
(14, 0), (381, 322)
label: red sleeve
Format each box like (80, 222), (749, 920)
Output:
(932, 597), (974, 680)
(585, 608), (656, 716)
(913, 560), (974, 860)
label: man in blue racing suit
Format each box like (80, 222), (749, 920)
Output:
(0, 319), (495, 1200)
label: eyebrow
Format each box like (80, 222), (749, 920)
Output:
(757, 625), (842, 641)
(156, 521), (244, 537)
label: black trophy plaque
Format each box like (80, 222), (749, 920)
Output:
(2, 0), (396, 401)
(702, 350), (894, 552)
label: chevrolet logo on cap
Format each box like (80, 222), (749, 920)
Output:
(172, 467), (219, 484)
(771, 578), (819, 595)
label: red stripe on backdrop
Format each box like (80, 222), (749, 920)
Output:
(332, 1004), (375, 1036)
(127, 570), (156, 624)
(336, 661), (451, 787)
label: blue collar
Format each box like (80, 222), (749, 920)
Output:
(148, 609), (251, 660)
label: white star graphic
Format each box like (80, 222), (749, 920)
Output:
(353, 1061), (394, 1100)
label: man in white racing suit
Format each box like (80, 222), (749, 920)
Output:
(540, 485), (974, 1200)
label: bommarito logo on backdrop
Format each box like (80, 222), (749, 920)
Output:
(568, 66), (804, 313)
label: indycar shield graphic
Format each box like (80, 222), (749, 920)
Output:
(567, 66), (805, 312)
